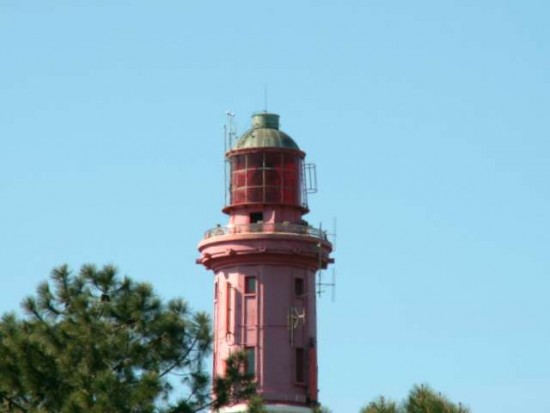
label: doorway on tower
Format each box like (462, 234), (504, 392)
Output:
(295, 347), (306, 384)
(249, 212), (263, 223)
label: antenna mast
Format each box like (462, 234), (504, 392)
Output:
(224, 111), (236, 206)
(315, 237), (337, 302)
(225, 111), (235, 149)
(264, 83), (268, 112)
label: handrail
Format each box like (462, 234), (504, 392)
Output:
(203, 222), (328, 241)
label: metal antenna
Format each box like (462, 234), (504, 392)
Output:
(316, 242), (323, 297)
(264, 83), (268, 112)
(224, 111), (236, 206)
(287, 306), (306, 346)
(316, 270), (323, 298)
(315, 236), (337, 301)
(316, 268), (336, 302)
(223, 123), (227, 205)
(330, 268), (336, 302)
(225, 111), (235, 149)
(223, 123), (227, 154)
(325, 217), (337, 252)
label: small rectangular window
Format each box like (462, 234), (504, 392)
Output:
(226, 283), (232, 334)
(294, 278), (305, 297)
(250, 212), (263, 223)
(245, 276), (257, 295)
(245, 347), (256, 376)
(295, 347), (306, 383)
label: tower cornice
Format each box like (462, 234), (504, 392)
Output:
(197, 231), (333, 272)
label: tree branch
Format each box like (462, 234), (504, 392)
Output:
(0, 392), (29, 413)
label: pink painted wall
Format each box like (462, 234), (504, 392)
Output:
(213, 263), (317, 405)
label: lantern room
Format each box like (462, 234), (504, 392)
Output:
(224, 113), (308, 214)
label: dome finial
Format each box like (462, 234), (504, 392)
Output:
(252, 112), (279, 130)
(264, 83), (268, 113)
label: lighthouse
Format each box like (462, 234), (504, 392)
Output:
(197, 112), (333, 413)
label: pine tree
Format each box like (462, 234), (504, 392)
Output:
(246, 395), (267, 413)
(360, 385), (470, 413)
(404, 384), (469, 413)
(313, 406), (333, 413)
(0, 264), (257, 413)
(361, 396), (399, 413)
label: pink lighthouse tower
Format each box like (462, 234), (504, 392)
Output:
(197, 112), (333, 413)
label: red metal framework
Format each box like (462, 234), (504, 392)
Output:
(228, 149), (304, 208)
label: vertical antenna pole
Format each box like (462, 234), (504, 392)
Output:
(223, 124), (227, 154)
(230, 114), (233, 148)
(224, 111), (236, 207)
(226, 111), (235, 149)
(333, 217), (337, 252)
(316, 242), (323, 297)
(331, 268), (336, 302)
(223, 123), (227, 206)
(264, 83), (268, 112)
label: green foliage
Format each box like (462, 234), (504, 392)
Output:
(312, 406), (333, 413)
(360, 385), (470, 413)
(361, 396), (398, 413)
(211, 351), (257, 411)
(246, 395), (267, 413)
(404, 385), (469, 413)
(0, 264), (256, 413)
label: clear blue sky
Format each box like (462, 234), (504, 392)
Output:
(1, 1), (549, 412)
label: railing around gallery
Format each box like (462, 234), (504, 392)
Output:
(203, 222), (328, 241)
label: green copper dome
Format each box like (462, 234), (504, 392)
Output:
(233, 113), (300, 150)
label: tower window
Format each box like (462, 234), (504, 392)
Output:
(294, 278), (305, 297)
(245, 347), (256, 376)
(225, 283), (232, 334)
(295, 347), (306, 383)
(245, 276), (257, 295)
(250, 212), (263, 223)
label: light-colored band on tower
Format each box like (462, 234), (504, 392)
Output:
(217, 403), (313, 413)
